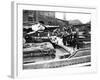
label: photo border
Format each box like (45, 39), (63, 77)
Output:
(11, 1), (97, 78)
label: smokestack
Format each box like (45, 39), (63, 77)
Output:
(63, 13), (66, 20)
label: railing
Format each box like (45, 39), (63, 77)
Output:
(23, 55), (91, 69)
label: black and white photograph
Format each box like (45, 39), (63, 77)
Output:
(11, 1), (97, 78)
(23, 10), (91, 69)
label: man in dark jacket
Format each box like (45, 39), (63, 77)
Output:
(72, 29), (79, 49)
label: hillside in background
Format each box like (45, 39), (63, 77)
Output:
(68, 19), (82, 25)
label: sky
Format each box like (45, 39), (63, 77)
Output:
(55, 12), (91, 24)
